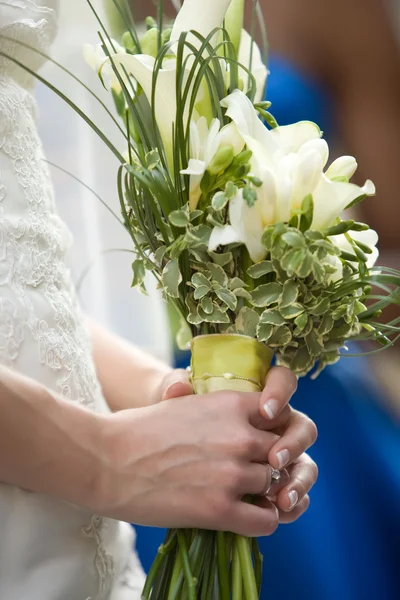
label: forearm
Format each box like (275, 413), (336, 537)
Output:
(87, 317), (172, 411)
(0, 366), (104, 511)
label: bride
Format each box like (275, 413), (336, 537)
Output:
(0, 1), (318, 598)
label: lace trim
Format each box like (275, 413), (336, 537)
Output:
(82, 516), (116, 599)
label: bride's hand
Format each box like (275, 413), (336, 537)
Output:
(161, 365), (318, 525)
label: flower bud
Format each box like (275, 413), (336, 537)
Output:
(207, 146), (235, 175)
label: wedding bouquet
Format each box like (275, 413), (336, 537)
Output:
(3, 0), (400, 597)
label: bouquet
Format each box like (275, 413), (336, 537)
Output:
(3, 0), (400, 597)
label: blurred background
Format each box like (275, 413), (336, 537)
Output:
(37, 0), (400, 598)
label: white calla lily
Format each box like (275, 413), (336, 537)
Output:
(83, 39), (127, 92)
(237, 29), (268, 103)
(171, 0), (233, 50)
(111, 53), (178, 166)
(181, 117), (244, 209)
(208, 89), (376, 261)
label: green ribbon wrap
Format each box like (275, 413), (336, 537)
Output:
(190, 334), (274, 394)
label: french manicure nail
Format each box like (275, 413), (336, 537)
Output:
(263, 398), (279, 419)
(288, 490), (298, 510)
(276, 449), (290, 469)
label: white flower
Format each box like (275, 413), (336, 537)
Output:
(237, 29), (268, 103)
(327, 229), (379, 282)
(83, 39), (127, 92)
(181, 117), (244, 209)
(209, 89), (375, 262)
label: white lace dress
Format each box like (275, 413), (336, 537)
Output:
(0, 1), (145, 598)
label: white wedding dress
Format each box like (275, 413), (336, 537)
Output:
(0, 1), (146, 598)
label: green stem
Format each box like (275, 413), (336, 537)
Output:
(216, 531), (230, 600)
(251, 537), (263, 596)
(142, 530), (178, 599)
(232, 539), (243, 600)
(178, 530), (197, 600)
(167, 547), (183, 600)
(236, 535), (258, 600)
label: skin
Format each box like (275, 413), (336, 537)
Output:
(0, 361), (317, 535)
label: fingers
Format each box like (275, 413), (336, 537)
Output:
(278, 495), (311, 524)
(161, 369), (193, 401)
(260, 366), (298, 421)
(274, 454), (318, 513)
(223, 498), (279, 537)
(234, 462), (273, 496)
(268, 409), (318, 470)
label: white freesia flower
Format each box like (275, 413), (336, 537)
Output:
(327, 229), (379, 282)
(209, 89), (376, 262)
(83, 39), (127, 92)
(181, 117), (244, 209)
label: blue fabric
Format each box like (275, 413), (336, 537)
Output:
(134, 58), (400, 599)
(266, 54), (333, 137)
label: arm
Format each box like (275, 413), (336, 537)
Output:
(87, 317), (179, 411)
(0, 365), (104, 509)
(0, 363), (317, 533)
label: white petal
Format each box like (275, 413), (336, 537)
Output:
(180, 159), (207, 176)
(204, 119), (222, 164)
(312, 176), (376, 230)
(82, 43), (98, 71)
(114, 54), (178, 166)
(299, 138), (329, 168)
(209, 225), (241, 252)
(257, 166), (277, 226)
(270, 121), (322, 154)
(291, 149), (324, 211)
(229, 190), (266, 262)
(171, 0), (233, 50)
(221, 89), (277, 166)
(326, 156), (358, 180)
(216, 122), (245, 155)
(238, 29), (268, 103)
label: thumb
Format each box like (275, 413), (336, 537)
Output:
(161, 369), (193, 401)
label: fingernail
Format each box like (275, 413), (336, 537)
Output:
(263, 398), (279, 419)
(276, 449), (290, 469)
(288, 490), (298, 510)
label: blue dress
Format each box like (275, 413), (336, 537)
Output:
(135, 55), (400, 600)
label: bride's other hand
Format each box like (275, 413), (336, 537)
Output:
(162, 365), (318, 526)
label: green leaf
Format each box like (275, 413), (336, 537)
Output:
(208, 251), (233, 267)
(299, 194), (314, 232)
(145, 149), (160, 170)
(154, 246), (167, 265)
(290, 346), (315, 375)
(311, 259), (325, 283)
(207, 262), (228, 286)
(190, 209), (203, 221)
(225, 181), (238, 200)
(318, 313), (334, 335)
(215, 288), (237, 311)
(294, 312), (308, 333)
(262, 227), (274, 250)
(212, 191), (229, 211)
(309, 297), (330, 316)
(280, 303), (304, 319)
(235, 307), (260, 338)
(247, 261), (274, 279)
(243, 186), (257, 207)
(194, 285), (210, 300)
(234, 288), (252, 301)
(257, 323), (274, 343)
(259, 309), (286, 326)
(281, 230), (305, 248)
(176, 319), (192, 350)
(251, 282), (282, 307)
(280, 280), (299, 308)
(305, 330), (325, 356)
(201, 296), (214, 314)
(198, 306), (231, 323)
(162, 259), (182, 298)
(169, 209), (190, 227)
(192, 272), (211, 288)
(131, 259), (145, 288)
(229, 277), (247, 290)
(268, 325), (292, 347)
